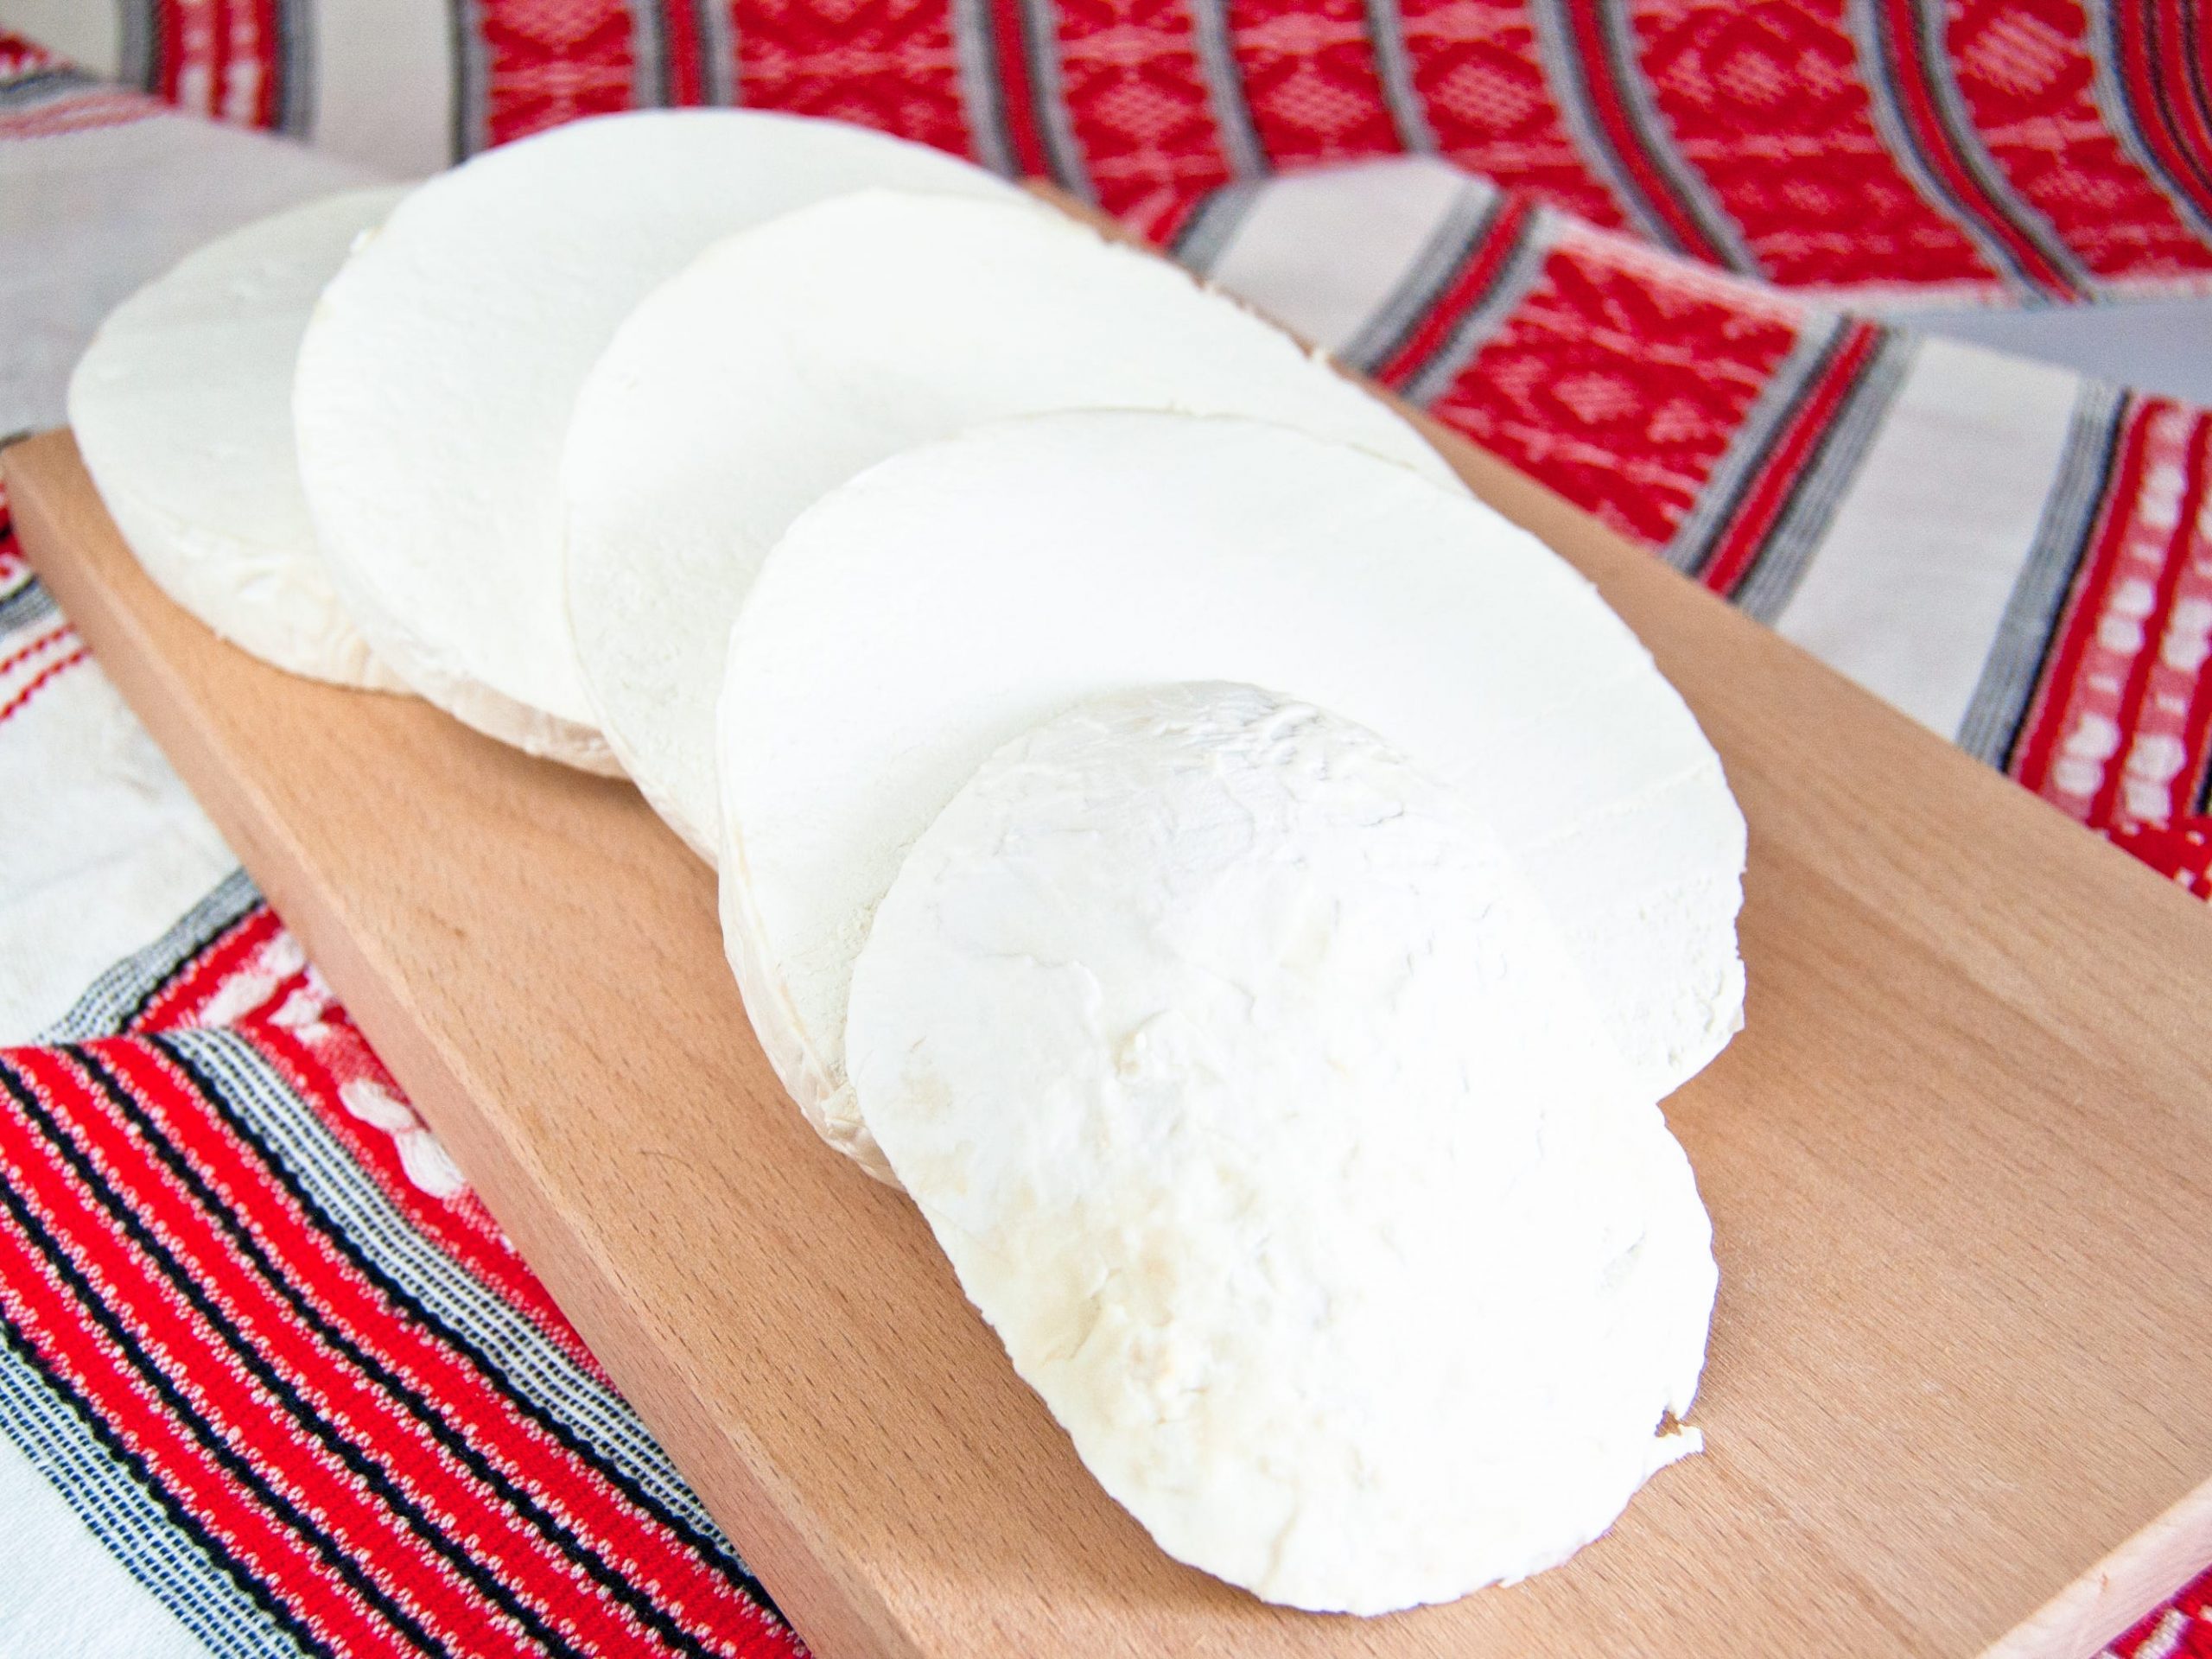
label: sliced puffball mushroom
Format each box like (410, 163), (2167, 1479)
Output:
(68, 186), (411, 689)
(845, 679), (1717, 1614)
(716, 411), (1746, 1173)
(292, 110), (1012, 771)
(562, 188), (1457, 857)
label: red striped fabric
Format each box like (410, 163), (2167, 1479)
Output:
(1224, 0), (1398, 168)
(1370, 194), (1536, 387)
(1691, 317), (1884, 595)
(1424, 222), (1802, 546)
(79, 0), (2212, 300)
(0, 809), (806, 1654)
(1942, 0), (2212, 287)
(1390, 0), (1625, 226)
(14, 5), (2212, 1649)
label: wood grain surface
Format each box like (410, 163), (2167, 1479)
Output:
(10, 413), (2212, 1658)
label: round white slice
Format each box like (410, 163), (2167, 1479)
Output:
(847, 681), (1718, 1613)
(719, 411), (1746, 1170)
(564, 189), (1457, 856)
(293, 110), (1010, 769)
(67, 187), (410, 689)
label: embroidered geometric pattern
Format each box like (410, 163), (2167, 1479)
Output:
(13, 3), (2212, 1650)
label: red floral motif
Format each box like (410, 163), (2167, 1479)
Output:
(1395, 0), (1626, 225)
(735, 0), (975, 158)
(473, 0), (639, 147)
(1425, 221), (1802, 544)
(1050, 0), (1236, 227)
(1626, 0), (1995, 289)
(1227, 0), (1401, 167)
(1945, 0), (2212, 284)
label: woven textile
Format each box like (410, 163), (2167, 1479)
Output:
(1, 6), (2211, 1653)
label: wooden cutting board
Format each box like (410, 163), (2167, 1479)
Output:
(10, 414), (2212, 1659)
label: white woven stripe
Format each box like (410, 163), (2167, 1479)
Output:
(302, 0), (455, 175)
(1731, 331), (1915, 625)
(39, 868), (261, 1045)
(1774, 336), (2083, 739)
(1205, 156), (1471, 353)
(2121, 1606), (2192, 1659)
(0, 1330), (272, 1659)
(1955, 380), (2128, 766)
(1335, 172), (1499, 372)
(1170, 179), (1264, 276)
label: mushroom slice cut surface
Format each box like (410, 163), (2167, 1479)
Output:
(717, 411), (1746, 1174)
(292, 110), (1010, 770)
(845, 681), (1718, 1614)
(563, 188), (1457, 855)
(69, 186), (410, 688)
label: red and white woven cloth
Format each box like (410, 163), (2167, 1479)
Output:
(3, 4), (2212, 1654)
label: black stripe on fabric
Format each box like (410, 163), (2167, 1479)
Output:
(1014, 0), (1091, 196)
(627, 0), (668, 109)
(1854, 0), (2043, 296)
(1728, 330), (1915, 622)
(1958, 385), (2132, 770)
(274, 0), (315, 136)
(1166, 178), (1263, 273)
(1590, 0), (1753, 273)
(695, 0), (737, 105)
(951, 0), (1021, 176)
(1673, 319), (1857, 584)
(0, 65), (97, 108)
(2183, 0), (2212, 188)
(2130, 0), (2212, 213)
(66, 1046), (722, 1659)
(0, 1058), (590, 1659)
(1901, 0), (2087, 295)
(1399, 207), (1549, 405)
(1338, 184), (1499, 375)
(147, 1033), (783, 1621)
(36, 868), (262, 1045)
(170, 1033), (765, 1604)
(1187, 0), (1268, 178)
(1526, 0), (1678, 251)
(0, 1307), (329, 1659)
(117, 0), (156, 90)
(448, 0), (486, 160)
(0, 1062), (447, 1656)
(1360, 0), (1436, 153)
(0, 574), (59, 638)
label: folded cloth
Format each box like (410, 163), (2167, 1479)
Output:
(0, 9), (2209, 1656)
